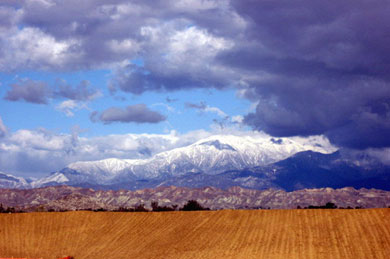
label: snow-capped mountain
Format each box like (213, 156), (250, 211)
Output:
(1, 135), (389, 192)
(34, 134), (336, 188)
(30, 172), (69, 188)
(0, 172), (30, 189)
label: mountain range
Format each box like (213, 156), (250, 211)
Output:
(1, 134), (389, 191)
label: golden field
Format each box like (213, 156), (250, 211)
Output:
(0, 209), (389, 259)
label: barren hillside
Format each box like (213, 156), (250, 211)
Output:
(0, 209), (389, 259)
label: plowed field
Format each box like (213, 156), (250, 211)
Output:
(0, 209), (389, 258)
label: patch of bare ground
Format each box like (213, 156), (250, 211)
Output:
(0, 209), (389, 258)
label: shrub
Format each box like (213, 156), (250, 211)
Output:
(307, 202), (338, 209)
(180, 200), (209, 211)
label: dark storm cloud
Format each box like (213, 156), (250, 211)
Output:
(225, 0), (390, 149)
(5, 79), (50, 104)
(91, 104), (166, 124)
(226, 0), (390, 78)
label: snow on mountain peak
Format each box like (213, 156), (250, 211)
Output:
(0, 171), (30, 189)
(31, 172), (69, 188)
(68, 158), (143, 175)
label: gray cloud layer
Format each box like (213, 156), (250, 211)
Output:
(1, 0), (390, 149)
(91, 104), (166, 124)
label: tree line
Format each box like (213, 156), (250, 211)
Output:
(0, 203), (23, 213)
(0, 200), (210, 213)
(96, 200), (210, 212)
(297, 202), (364, 209)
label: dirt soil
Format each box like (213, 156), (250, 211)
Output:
(0, 209), (389, 259)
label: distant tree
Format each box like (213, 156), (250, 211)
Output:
(5, 206), (16, 213)
(307, 202), (337, 209)
(325, 202), (337, 209)
(94, 208), (107, 212)
(151, 201), (159, 211)
(180, 200), (209, 211)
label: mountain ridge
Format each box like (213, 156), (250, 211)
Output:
(36, 134), (336, 188)
(0, 185), (389, 211)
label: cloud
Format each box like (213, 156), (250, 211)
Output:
(0, 27), (80, 71)
(1, 0), (243, 71)
(54, 79), (101, 101)
(4, 78), (101, 106)
(0, 128), (213, 177)
(231, 115), (243, 124)
(0, 116), (7, 137)
(1, 1), (390, 149)
(109, 25), (236, 94)
(5, 79), (51, 104)
(186, 101), (246, 130)
(0, 126), (341, 177)
(185, 101), (228, 118)
(55, 100), (89, 117)
(91, 104), (166, 124)
(152, 103), (175, 113)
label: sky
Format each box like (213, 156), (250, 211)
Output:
(0, 0), (390, 177)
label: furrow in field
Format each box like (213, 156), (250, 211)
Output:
(0, 209), (389, 259)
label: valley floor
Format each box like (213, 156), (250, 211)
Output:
(0, 209), (389, 259)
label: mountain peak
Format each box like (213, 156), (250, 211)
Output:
(0, 171), (30, 189)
